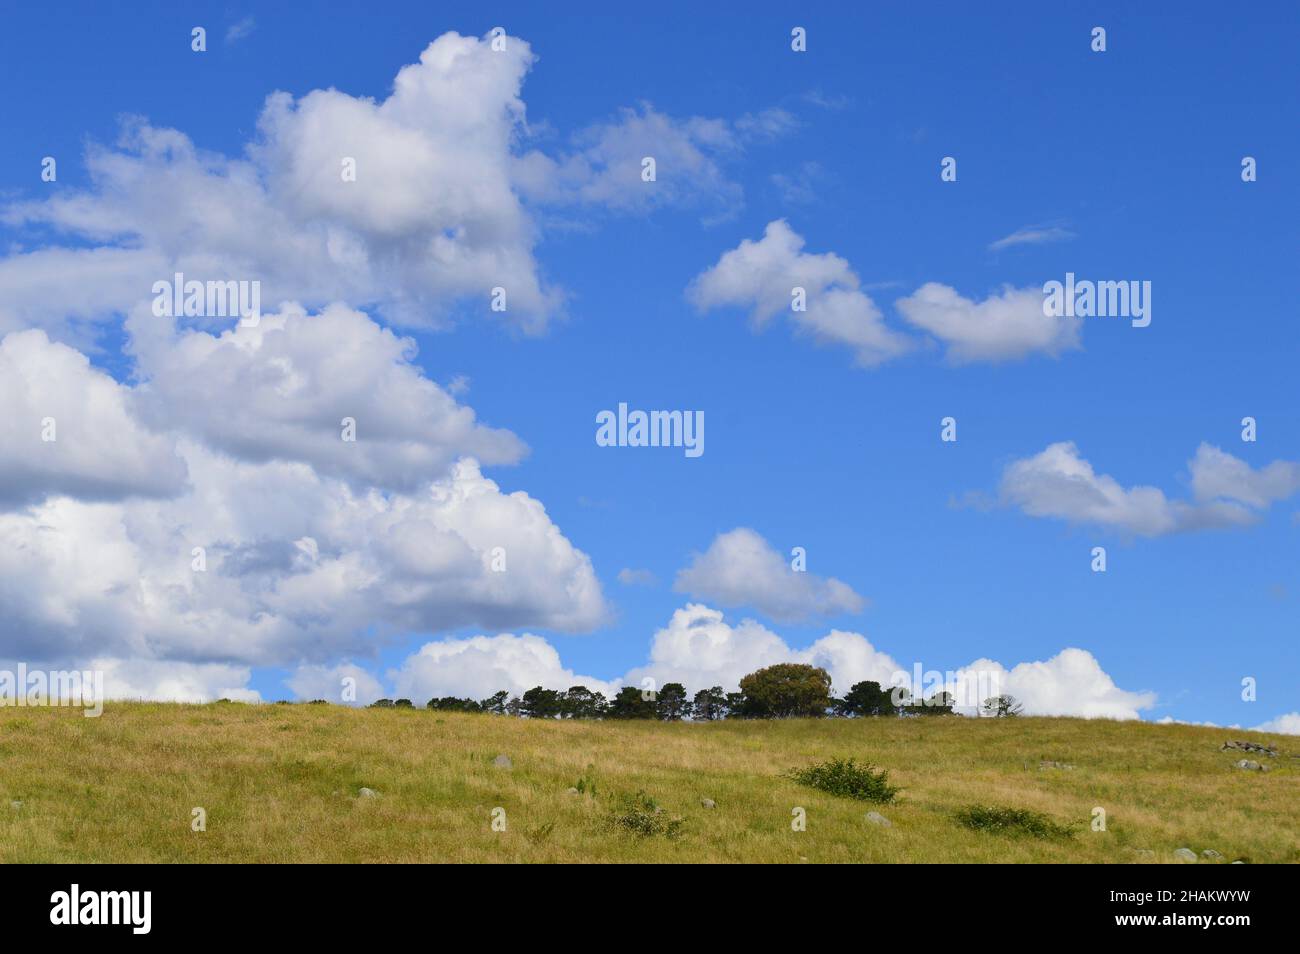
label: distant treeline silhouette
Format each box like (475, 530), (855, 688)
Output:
(360, 663), (1023, 719)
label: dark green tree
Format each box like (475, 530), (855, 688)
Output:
(607, 686), (657, 719)
(725, 691), (759, 719)
(656, 683), (689, 721)
(519, 686), (563, 719)
(427, 696), (480, 712)
(691, 686), (728, 721)
(835, 680), (898, 717)
(480, 690), (510, 715)
(906, 690), (955, 716)
(738, 663), (832, 718)
(562, 685), (607, 719)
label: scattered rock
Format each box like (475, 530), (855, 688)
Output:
(1221, 740), (1277, 757)
(1039, 760), (1076, 770)
(9, 800), (22, 810)
(700, 798), (716, 809)
(1235, 759), (1268, 771)
(565, 787), (580, 796)
(1201, 849), (1224, 860)
(492, 754), (513, 769)
(1173, 848), (1198, 863)
(358, 787), (378, 798)
(865, 811), (892, 827)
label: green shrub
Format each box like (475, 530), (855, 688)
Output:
(574, 765), (598, 796)
(954, 804), (1075, 839)
(787, 758), (898, 803)
(607, 791), (684, 838)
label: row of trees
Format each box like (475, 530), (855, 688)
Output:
(368, 663), (1024, 721)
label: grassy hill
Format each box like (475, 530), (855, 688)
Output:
(1, 702), (1295, 863)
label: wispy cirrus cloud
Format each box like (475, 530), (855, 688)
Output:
(225, 16), (256, 45)
(988, 223), (1076, 252)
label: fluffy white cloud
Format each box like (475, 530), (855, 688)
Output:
(996, 441), (1258, 536)
(0, 445), (608, 672)
(390, 633), (616, 701)
(2, 32), (789, 341)
(93, 658), (261, 704)
(674, 527), (864, 622)
(128, 303), (525, 491)
(1189, 443), (1300, 509)
(627, 604), (901, 696)
(896, 282), (1080, 363)
(1, 33), (557, 335)
(687, 220), (912, 366)
(0, 329), (187, 508)
(1252, 712), (1300, 735)
(948, 650), (1155, 719)
(689, 222), (1083, 366)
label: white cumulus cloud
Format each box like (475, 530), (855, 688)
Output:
(896, 282), (1081, 363)
(1252, 712), (1300, 735)
(0, 329), (187, 508)
(687, 220), (912, 367)
(995, 441), (1262, 537)
(390, 634), (617, 701)
(128, 302), (525, 491)
(674, 527), (865, 622)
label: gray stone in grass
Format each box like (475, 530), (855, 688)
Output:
(865, 811), (892, 827)
(1235, 759), (1263, 771)
(492, 754), (513, 769)
(565, 787), (580, 796)
(1202, 849), (1224, 860)
(1173, 848), (1198, 863)
(358, 787), (378, 798)
(700, 798), (716, 809)
(1221, 740), (1277, 757)
(9, 800), (22, 810)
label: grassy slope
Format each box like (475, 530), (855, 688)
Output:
(1, 703), (1296, 863)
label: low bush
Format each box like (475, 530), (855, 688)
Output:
(787, 758), (899, 803)
(607, 791), (684, 838)
(954, 804), (1075, 839)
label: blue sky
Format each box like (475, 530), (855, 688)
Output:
(1, 2), (1297, 729)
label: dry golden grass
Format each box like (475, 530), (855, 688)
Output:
(1, 702), (1296, 863)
